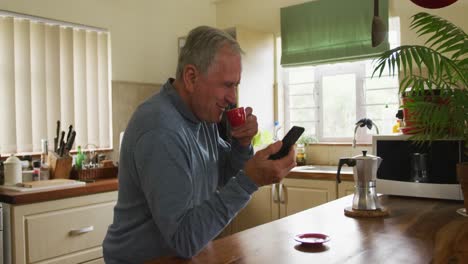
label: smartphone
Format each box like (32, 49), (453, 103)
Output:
(268, 126), (305, 160)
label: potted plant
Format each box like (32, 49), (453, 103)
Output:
(295, 134), (317, 166)
(372, 12), (467, 211)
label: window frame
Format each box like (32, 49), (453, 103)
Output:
(279, 16), (401, 144)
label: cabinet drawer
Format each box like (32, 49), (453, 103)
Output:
(25, 201), (115, 263)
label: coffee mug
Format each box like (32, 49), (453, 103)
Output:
(226, 107), (246, 127)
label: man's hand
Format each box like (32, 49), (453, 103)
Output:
(230, 107), (258, 147)
(243, 141), (296, 187)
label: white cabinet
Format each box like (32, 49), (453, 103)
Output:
(230, 185), (277, 233)
(338, 180), (355, 198)
(231, 178), (337, 233)
(3, 191), (117, 264)
(279, 178), (337, 217)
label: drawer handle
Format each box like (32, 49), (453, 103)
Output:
(279, 183), (286, 204)
(272, 184), (279, 203)
(69, 226), (94, 236)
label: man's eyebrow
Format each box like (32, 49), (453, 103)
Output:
(224, 81), (240, 86)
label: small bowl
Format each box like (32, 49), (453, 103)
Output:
(294, 233), (330, 245)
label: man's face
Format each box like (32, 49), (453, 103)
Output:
(190, 45), (241, 123)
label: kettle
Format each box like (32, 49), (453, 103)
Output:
(337, 150), (383, 210)
(4, 155), (22, 185)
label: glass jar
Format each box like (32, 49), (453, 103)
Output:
(296, 144), (306, 166)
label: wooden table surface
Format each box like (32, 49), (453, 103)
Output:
(149, 195), (468, 264)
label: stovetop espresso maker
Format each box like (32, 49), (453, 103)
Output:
(337, 150), (384, 212)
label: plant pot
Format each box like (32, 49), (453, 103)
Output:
(457, 162), (468, 212)
(400, 91), (450, 135)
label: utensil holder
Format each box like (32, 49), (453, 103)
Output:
(49, 152), (73, 179)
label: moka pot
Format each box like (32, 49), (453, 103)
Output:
(337, 151), (383, 210)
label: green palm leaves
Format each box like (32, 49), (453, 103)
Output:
(373, 12), (467, 94)
(372, 12), (467, 143)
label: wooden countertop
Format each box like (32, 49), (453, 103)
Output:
(149, 195), (468, 264)
(0, 178), (118, 205)
(0, 167), (345, 205)
(287, 165), (354, 181)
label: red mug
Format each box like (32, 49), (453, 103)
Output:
(226, 107), (246, 127)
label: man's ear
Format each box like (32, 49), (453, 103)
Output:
(183, 64), (198, 93)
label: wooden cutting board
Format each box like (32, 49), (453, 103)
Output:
(0, 179), (85, 192)
(19, 179), (81, 188)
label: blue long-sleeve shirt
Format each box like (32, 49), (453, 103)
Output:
(103, 79), (258, 263)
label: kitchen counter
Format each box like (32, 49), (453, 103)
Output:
(0, 166), (343, 205)
(0, 178), (118, 204)
(149, 195), (468, 264)
(288, 165), (354, 181)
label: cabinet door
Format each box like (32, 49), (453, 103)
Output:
(9, 191), (117, 264)
(338, 181), (355, 198)
(279, 178), (337, 218)
(231, 185), (278, 233)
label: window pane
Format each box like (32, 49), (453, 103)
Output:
(290, 108), (316, 122)
(365, 89), (399, 105)
(289, 67), (315, 83)
(322, 74), (356, 137)
(365, 104), (399, 134)
(365, 76), (399, 89)
(291, 121), (316, 136)
(289, 83), (315, 95)
(289, 94), (316, 108)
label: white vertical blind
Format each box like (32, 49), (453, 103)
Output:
(0, 17), (16, 153)
(0, 12), (112, 156)
(60, 27), (74, 130)
(73, 29), (88, 149)
(86, 31), (99, 147)
(30, 22), (47, 152)
(14, 19), (32, 153)
(45, 24), (60, 150)
(98, 32), (110, 148)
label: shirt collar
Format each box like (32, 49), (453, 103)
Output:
(162, 78), (201, 125)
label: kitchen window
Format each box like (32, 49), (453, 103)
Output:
(0, 11), (112, 156)
(279, 17), (401, 143)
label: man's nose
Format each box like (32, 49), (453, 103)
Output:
(226, 88), (237, 105)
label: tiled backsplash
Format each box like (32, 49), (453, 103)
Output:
(110, 81), (162, 162)
(305, 144), (373, 166)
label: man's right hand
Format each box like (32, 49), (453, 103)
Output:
(243, 141), (297, 187)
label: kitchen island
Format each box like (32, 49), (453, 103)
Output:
(149, 195), (468, 264)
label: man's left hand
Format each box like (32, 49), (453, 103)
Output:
(230, 107), (258, 147)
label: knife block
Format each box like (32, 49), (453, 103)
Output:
(49, 151), (73, 179)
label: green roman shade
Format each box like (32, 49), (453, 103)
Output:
(280, 0), (389, 66)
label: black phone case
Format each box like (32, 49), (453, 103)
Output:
(268, 126), (305, 160)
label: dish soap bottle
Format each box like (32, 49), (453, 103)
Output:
(296, 143), (306, 166)
(76, 146), (85, 170)
(392, 119), (401, 133)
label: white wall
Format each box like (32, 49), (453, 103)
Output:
(0, 0), (217, 84)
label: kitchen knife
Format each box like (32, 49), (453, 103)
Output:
(64, 131), (76, 155)
(59, 131), (66, 156)
(54, 137), (58, 153)
(66, 125), (73, 143)
(55, 120), (61, 152)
